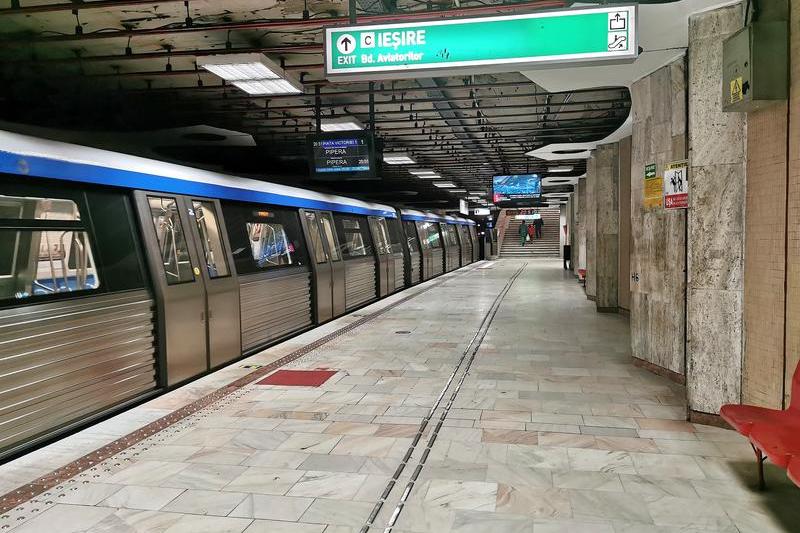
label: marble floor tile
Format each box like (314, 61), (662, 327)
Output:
(423, 480), (498, 512)
(101, 485), (185, 510)
(162, 514), (253, 533)
(495, 484), (571, 519)
(161, 489), (249, 516)
(224, 467), (306, 495)
(242, 520), (326, 533)
(286, 471), (367, 499)
(229, 494), (314, 521)
(299, 498), (376, 527)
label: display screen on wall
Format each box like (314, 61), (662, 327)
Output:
(492, 174), (542, 206)
(307, 131), (379, 180)
(459, 199), (468, 215)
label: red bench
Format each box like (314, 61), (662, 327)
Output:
(720, 361), (800, 490)
(577, 268), (586, 286)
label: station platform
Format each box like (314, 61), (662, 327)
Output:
(0, 259), (796, 533)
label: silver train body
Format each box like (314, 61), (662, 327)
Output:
(0, 131), (479, 459)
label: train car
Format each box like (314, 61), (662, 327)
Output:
(440, 216), (461, 273)
(453, 217), (477, 267)
(0, 130), (403, 459)
(400, 209), (444, 281)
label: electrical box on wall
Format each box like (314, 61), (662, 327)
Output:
(722, 21), (787, 112)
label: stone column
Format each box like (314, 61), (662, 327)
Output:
(595, 142), (620, 311)
(630, 59), (687, 378)
(687, 4), (747, 415)
(585, 156), (597, 300)
(576, 177), (587, 271)
(618, 136), (633, 312)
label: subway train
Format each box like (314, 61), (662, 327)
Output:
(0, 130), (480, 459)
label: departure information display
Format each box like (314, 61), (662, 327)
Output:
(307, 132), (378, 179)
(492, 174), (542, 205)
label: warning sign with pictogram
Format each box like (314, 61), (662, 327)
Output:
(730, 76), (743, 105)
(663, 160), (689, 209)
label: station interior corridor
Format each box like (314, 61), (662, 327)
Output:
(1, 259), (795, 533)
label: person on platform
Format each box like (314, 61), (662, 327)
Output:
(527, 221), (536, 241)
(533, 216), (544, 239)
(518, 220), (529, 246)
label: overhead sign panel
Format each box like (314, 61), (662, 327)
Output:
(325, 5), (637, 81)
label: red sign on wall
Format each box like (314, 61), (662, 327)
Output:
(663, 160), (689, 210)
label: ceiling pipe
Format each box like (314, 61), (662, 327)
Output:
(0, 0), (565, 45)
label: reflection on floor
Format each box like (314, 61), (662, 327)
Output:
(1, 259), (797, 533)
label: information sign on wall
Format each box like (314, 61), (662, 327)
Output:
(663, 160), (689, 209)
(325, 5), (638, 81)
(643, 163), (663, 209)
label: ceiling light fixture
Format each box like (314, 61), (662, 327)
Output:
(433, 182), (457, 188)
(448, 188), (467, 193)
(197, 53), (302, 95)
(383, 152), (416, 165)
(409, 169), (437, 176)
(320, 116), (364, 132)
(548, 166), (574, 173)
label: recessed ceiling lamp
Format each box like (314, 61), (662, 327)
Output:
(383, 152), (416, 165)
(409, 168), (437, 176)
(197, 53), (302, 95)
(468, 191), (484, 195)
(320, 116), (364, 132)
(433, 182), (456, 188)
(448, 188), (467, 193)
(548, 166), (574, 173)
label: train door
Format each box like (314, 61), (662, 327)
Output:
(135, 193), (208, 385)
(186, 198), (240, 369)
(317, 211), (345, 316)
(368, 216), (393, 296)
(300, 209), (343, 323)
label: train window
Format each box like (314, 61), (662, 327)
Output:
(386, 219), (405, 255)
(192, 201), (230, 278)
(417, 221), (441, 249)
(222, 203), (308, 274)
(370, 218), (392, 255)
(304, 211), (328, 264)
(334, 215), (373, 258)
(247, 222), (294, 267)
(147, 196), (195, 285)
(441, 224), (459, 247)
(403, 221), (419, 253)
(0, 194), (101, 301)
(318, 213), (341, 261)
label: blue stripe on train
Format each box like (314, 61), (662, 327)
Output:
(0, 151), (397, 219)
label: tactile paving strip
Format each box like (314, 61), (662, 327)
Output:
(0, 263), (481, 516)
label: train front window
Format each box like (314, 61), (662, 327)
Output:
(147, 196), (195, 285)
(192, 201), (230, 278)
(0, 195), (100, 301)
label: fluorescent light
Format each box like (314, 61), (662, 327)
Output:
(409, 169), (437, 176)
(433, 182), (456, 188)
(468, 191), (484, 195)
(321, 116), (364, 132)
(448, 188), (467, 193)
(383, 152), (416, 165)
(417, 174), (441, 179)
(548, 166), (574, 173)
(197, 53), (303, 95)
(232, 79), (302, 95)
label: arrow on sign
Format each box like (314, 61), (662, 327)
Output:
(341, 37), (352, 51)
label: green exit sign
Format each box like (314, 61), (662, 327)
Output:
(324, 5), (638, 81)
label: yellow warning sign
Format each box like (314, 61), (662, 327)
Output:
(644, 177), (664, 209)
(730, 76), (743, 104)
